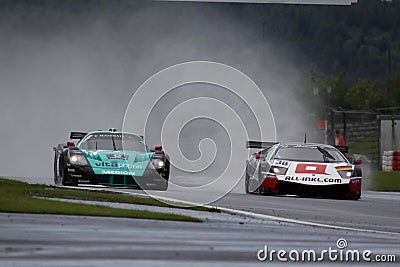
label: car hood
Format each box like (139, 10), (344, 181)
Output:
(82, 149), (153, 177)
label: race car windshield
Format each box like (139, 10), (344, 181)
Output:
(79, 134), (147, 152)
(273, 146), (347, 163)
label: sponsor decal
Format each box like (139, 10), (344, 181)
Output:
(335, 166), (353, 171)
(285, 176), (341, 184)
(95, 162), (143, 169)
(106, 153), (129, 160)
(295, 164), (329, 175)
(94, 134), (123, 138)
(101, 170), (136, 176)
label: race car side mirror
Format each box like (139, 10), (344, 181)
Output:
(255, 154), (264, 160)
(67, 141), (75, 147)
(155, 145), (162, 151)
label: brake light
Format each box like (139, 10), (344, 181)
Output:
(354, 159), (362, 165)
(155, 145), (162, 151)
(67, 141), (75, 147)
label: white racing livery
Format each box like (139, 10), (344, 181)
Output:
(245, 142), (362, 199)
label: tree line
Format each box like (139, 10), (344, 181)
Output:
(296, 70), (400, 117)
(251, 0), (400, 113)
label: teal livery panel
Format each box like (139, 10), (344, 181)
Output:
(83, 150), (153, 177)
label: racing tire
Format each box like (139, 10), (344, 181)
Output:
(141, 179), (169, 191)
(139, 164), (170, 191)
(156, 181), (168, 191)
(54, 151), (60, 185)
(258, 185), (270, 195)
(54, 144), (78, 186)
(155, 161), (170, 191)
(61, 166), (78, 187)
(53, 144), (65, 185)
(258, 186), (264, 195)
(354, 166), (362, 177)
(245, 169), (250, 194)
(148, 177), (169, 191)
(258, 185), (277, 196)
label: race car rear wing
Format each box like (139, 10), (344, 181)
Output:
(70, 132), (88, 140)
(246, 141), (278, 149)
(334, 145), (349, 154)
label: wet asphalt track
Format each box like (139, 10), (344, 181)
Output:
(1, 176), (399, 266)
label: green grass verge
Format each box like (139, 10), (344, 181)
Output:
(23, 180), (218, 212)
(348, 132), (379, 159)
(42, 187), (218, 213)
(0, 178), (201, 222)
(371, 171), (400, 192)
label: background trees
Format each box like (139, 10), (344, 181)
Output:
(258, 0), (400, 89)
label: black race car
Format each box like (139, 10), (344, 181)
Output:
(53, 129), (170, 190)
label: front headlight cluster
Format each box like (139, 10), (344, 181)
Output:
(338, 170), (353, 178)
(151, 158), (165, 169)
(69, 152), (89, 166)
(269, 166), (288, 175)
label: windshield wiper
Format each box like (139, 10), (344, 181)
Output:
(317, 146), (335, 162)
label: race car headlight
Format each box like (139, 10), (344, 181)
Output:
(269, 166), (288, 175)
(151, 158), (165, 169)
(69, 152), (89, 166)
(338, 170), (353, 178)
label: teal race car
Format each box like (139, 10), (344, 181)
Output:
(53, 129), (169, 190)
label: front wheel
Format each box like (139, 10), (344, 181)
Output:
(53, 144), (64, 185)
(60, 166), (78, 186)
(141, 179), (168, 191)
(245, 171), (250, 194)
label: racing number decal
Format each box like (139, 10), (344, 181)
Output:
(295, 164), (328, 175)
(274, 160), (289, 167)
(276, 160), (289, 166)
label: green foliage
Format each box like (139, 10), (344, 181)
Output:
(261, 0), (400, 114)
(346, 79), (388, 110)
(386, 70), (400, 106)
(298, 71), (393, 117)
(259, 0), (400, 86)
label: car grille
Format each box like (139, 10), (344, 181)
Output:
(96, 175), (138, 186)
